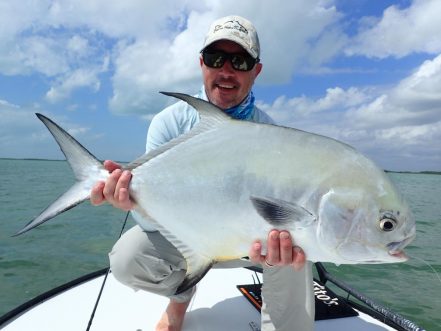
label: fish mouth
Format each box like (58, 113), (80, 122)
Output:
(388, 251), (408, 261)
(387, 235), (415, 260)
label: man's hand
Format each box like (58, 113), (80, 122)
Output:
(90, 160), (134, 211)
(249, 230), (306, 271)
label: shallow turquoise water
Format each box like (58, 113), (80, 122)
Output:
(0, 159), (440, 329)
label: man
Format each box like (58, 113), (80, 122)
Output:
(91, 16), (314, 331)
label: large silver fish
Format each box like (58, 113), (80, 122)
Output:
(16, 92), (416, 294)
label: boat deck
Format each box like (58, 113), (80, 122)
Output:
(1, 268), (397, 331)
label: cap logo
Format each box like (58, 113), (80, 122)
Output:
(202, 16), (259, 59)
(213, 20), (248, 35)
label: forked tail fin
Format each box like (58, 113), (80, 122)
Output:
(14, 113), (107, 236)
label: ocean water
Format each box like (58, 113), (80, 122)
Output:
(0, 159), (440, 330)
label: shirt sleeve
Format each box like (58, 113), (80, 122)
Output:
(146, 103), (274, 153)
(145, 101), (200, 153)
(145, 112), (175, 153)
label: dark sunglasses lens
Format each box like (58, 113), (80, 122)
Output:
(202, 51), (256, 71)
(231, 54), (254, 71)
(203, 52), (225, 68)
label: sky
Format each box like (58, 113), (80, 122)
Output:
(1, 0), (440, 171)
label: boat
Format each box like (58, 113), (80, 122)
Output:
(0, 262), (425, 331)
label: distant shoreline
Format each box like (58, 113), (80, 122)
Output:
(384, 170), (441, 175)
(1, 157), (440, 175)
(0, 157), (128, 165)
(1, 157), (66, 162)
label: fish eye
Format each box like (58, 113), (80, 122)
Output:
(379, 218), (397, 232)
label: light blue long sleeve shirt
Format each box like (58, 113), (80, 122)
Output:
(145, 90), (275, 153)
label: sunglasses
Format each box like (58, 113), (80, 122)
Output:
(202, 50), (259, 72)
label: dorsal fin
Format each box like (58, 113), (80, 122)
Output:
(126, 92), (232, 170)
(161, 91), (232, 122)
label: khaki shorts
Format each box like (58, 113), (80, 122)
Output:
(109, 225), (314, 330)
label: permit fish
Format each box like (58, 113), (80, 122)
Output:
(16, 92), (416, 294)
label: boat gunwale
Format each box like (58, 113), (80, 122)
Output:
(0, 268), (108, 328)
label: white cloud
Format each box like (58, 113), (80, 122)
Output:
(19, 36), (71, 76)
(259, 86), (372, 130)
(0, 0), (347, 112)
(346, 0), (441, 58)
(258, 54), (441, 171)
(46, 0), (194, 40)
(0, 100), (92, 159)
(1, 0), (441, 170)
(2, 0), (441, 114)
(349, 54), (441, 128)
(0, 1), (114, 96)
(392, 54), (441, 109)
(108, 10), (212, 113)
(108, 0), (348, 113)
(0, 101), (48, 158)
(244, 0), (346, 83)
(45, 63), (106, 103)
(0, 1), (49, 37)
(0, 35), (70, 76)
(0, 1), (62, 75)
(67, 35), (90, 57)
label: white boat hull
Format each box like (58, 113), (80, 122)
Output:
(0, 268), (401, 331)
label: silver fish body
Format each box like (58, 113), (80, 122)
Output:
(16, 92), (416, 294)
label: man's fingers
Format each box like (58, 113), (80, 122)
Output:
(103, 169), (122, 202)
(114, 170), (132, 199)
(103, 160), (121, 172)
(292, 246), (306, 271)
(113, 170), (133, 210)
(279, 231), (293, 264)
(249, 231), (306, 270)
(248, 241), (263, 264)
(265, 230), (281, 265)
(90, 181), (105, 205)
(117, 188), (133, 211)
(90, 161), (133, 210)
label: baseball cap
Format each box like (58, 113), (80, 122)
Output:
(201, 15), (260, 59)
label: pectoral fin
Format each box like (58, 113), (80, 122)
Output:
(251, 196), (316, 228)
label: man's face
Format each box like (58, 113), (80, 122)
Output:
(200, 40), (262, 110)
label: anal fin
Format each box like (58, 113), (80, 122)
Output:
(173, 238), (214, 294)
(175, 259), (213, 295)
(133, 206), (214, 295)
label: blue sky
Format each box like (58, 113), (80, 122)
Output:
(1, 0), (440, 171)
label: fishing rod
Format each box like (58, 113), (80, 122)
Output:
(315, 262), (426, 331)
(86, 210), (130, 331)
